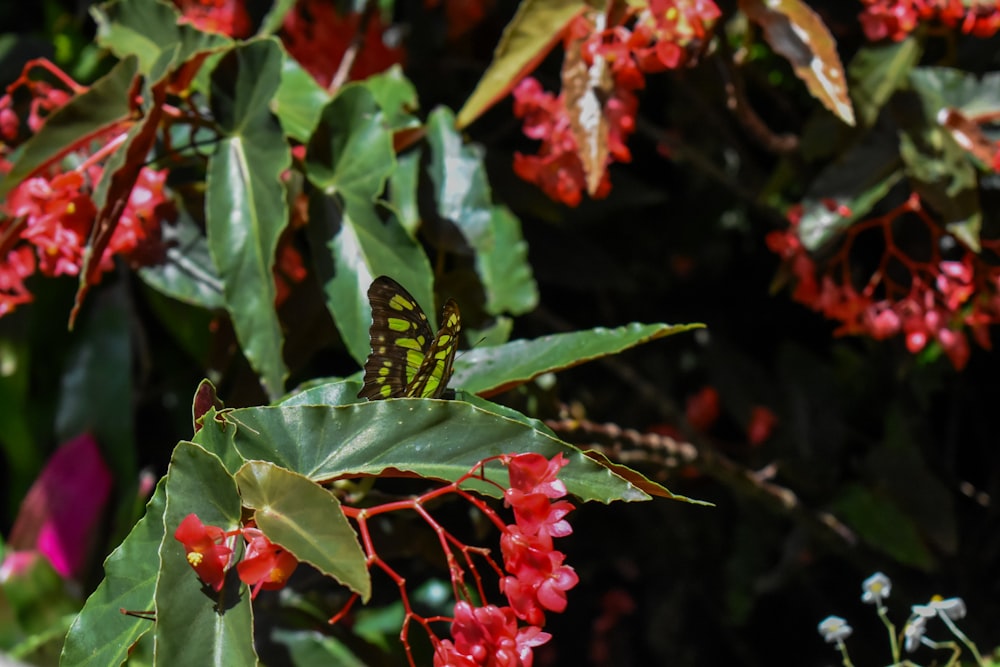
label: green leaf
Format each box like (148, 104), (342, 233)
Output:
(306, 85), (395, 202)
(191, 407), (247, 474)
(476, 206), (538, 316)
(387, 147), (422, 238)
(90, 0), (230, 77)
(60, 480), (166, 667)
(426, 106), (494, 248)
(898, 128), (981, 250)
(831, 484), (933, 570)
(235, 461), (370, 599)
(257, 0), (298, 36)
(55, 284), (134, 483)
(455, 0), (587, 128)
(304, 85), (433, 364)
(0, 56), (138, 198)
(272, 629), (367, 666)
(893, 80), (982, 250)
(306, 194), (435, 366)
(137, 208), (225, 309)
(206, 38), (292, 400)
(280, 378), (362, 407)
(797, 128), (904, 251)
(848, 37), (922, 128)
(157, 442), (255, 666)
(363, 65), (421, 131)
(223, 401), (649, 503)
(450, 322), (704, 397)
(273, 54), (330, 143)
(908, 67), (1000, 116)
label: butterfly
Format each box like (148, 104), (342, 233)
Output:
(358, 275), (461, 400)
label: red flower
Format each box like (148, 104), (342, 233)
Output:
(500, 527), (578, 625)
(173, 0), (251, 37)
(237, 527), (299, 599)
(746, 406), (778, 447)
(174, 514), (233, 591)
(685, 386), (719, 432)
(433, 601), (551, 667)
(506, 453), (568, 499)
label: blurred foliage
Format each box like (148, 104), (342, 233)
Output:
(2, 0), (1000, 666)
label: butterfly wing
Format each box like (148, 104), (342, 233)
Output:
(405, 298), (460, 399)
(359, 276), (456, 400)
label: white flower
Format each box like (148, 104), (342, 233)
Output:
(818, 615), (853, 643)
(912, 596), (967, 620)
(929, 597), (966, 620)
(861, 572), (891, 605)
(903, 615), (927, 653)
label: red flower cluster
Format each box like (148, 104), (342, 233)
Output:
(767, 194), (1000, 369)
(174, 514), (299, 598)
(433, 453), (577, 667)
(512, 1), (720, 206)
(172, 0), (251, 38)
(859, 0), (1000, 42)
(282, 0), (405, 89)
(0, 60), (169, 317)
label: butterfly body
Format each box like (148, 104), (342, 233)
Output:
(359, 276), (461, 400)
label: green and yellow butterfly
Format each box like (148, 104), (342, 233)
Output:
(358, 275), (461, 400)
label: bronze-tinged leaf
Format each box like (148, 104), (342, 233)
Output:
(70, 78), (166, 329)
(561, 13), (612, 196)
(455, 0), (588, 128)
(939, 107), (997, 167)
(740, 0), (855, 126)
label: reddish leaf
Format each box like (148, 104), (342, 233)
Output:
(740, 0), (855, 126)
(69, 79), (166, 328)
(561, 16), (612, 196)
(455, 0), (587, 128)
(939, 107), (996, 166)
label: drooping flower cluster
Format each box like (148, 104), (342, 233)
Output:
(767, 193), (1000, 369)
(0, 60), (170, 317)
(433, 453), (577, 667)
(512, 1), (720, 206)
(174, 514), (299, 598)
(859, 0), (1000, 42)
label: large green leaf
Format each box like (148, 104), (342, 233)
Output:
(0, 56), (138, 198)
(235, 461), (370, 599)
(450, 322), (704, 397)
(90, 0), (230, 77)
(156, 442), (255, 666)
(304, 85), (433, 364)
(59, 480), (166, 667)
(206, 38), (292, 400)
(363, 65), (422, 132)
(456, 0), (587, 128)
(137, 208), (225, 310)
(273, 54), (330, 143)
(476, 206), (538, 316)
(425, 107), (494, 249)
(219, 401), (649, 504)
